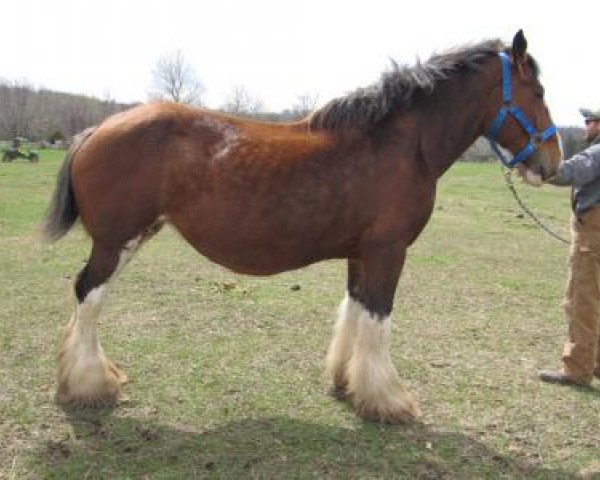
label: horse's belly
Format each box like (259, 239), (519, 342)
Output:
(173, 216), (346, 276)
(191, 235), (331, 275)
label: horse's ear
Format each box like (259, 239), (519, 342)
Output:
(511, 30), (528, 71)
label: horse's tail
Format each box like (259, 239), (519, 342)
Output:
(40, 127), (96, 242)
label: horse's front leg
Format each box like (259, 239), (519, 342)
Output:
(326, 246), (421, 423)
(325, 259), (363, 399)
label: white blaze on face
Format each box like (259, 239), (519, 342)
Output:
(557, 130), (565, 160)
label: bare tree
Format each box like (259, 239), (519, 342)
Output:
(292, 93), (318, 116)
(0, 79), (35, 139)
(149, 50), (204, 105)
(221, 85), (264, 116)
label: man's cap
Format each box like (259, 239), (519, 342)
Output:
(580, 108), (600, 121)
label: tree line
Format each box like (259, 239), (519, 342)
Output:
(0, 79), (134, 144)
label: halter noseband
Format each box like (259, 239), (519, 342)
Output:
(486, 52), (557, 168)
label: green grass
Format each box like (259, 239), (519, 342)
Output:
(2, 151), (599, 479)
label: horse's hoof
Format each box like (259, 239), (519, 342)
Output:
(355, 402), (422, 424)
(327, 385), (349, 401)
(353, 394), (422, 424)
(56, 360), (124, 409)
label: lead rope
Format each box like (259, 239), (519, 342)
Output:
(500, 163), (570, 245)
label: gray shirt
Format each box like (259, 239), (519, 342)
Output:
(550, 137), (600, 217)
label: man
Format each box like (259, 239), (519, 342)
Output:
(537, 107), (600, 386)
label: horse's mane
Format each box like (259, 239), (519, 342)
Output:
(309, 39), (537, 131)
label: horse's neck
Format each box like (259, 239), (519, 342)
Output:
(413, 71), (492, 179)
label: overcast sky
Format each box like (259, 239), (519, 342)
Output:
(2, 0), (597, 126)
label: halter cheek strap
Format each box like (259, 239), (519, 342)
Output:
(486, 52), (557, 168)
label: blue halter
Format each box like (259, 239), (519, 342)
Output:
(486, 52), (557, 168)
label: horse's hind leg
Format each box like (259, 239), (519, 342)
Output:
(56, 234), (148, 407)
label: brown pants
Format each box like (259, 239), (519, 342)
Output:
(562, 208), (600, 383)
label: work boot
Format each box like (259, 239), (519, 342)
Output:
(538, 369), (590, 386)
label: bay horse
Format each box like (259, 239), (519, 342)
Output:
(42, 30), (562, 423)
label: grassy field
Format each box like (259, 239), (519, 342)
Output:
(1, 150), (599, 479)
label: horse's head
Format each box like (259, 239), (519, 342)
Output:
(485, 30), (562, 185)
